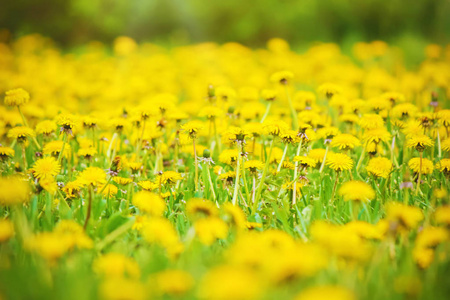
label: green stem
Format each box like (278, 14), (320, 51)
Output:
(415, 152), (423, 196)
(277, 143), (289, 173)
(83, 185), (93, 230)
(232, 146), (242, 205)
(293, 139), (303, 205)
(57, 133), (67, 164)
(253, 138), (274, 212)
(193, 139), (199, 191)
(260, 101), (272, 123)
(319, 145), (329, 173)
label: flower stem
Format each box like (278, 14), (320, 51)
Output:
(18, 105), (41, 149)
(319, 145), (329, 173)
(83, 185), (93, 230)
(193, 139), (199, 191)
(415, 151), (423, 196)
(277, 143), (289, 173)
(253, 138), (274, 212)
(260, 101), (272, 123)
(232, 150), (241, 206)
(292, 139), (303, 205)
(57, 132), (67, 164)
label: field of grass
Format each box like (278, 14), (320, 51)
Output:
(0, 35), (449, 300)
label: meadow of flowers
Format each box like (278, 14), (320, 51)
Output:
(0, 35), (449, 300)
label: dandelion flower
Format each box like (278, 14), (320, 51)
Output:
(4, 88), (30, 106)
(366, 157), (393, 178)
(133, 191), (166, 216)
(406, 134), (434, 152)
(408, 157), (433, 175)
(31, 157), (61, 180)
(77, 167), (106, 187)
(326, 153), (353, 172)
(338, 180), (375, 202)
(0, 177), (30, 205)
(330, 134), (361, 150)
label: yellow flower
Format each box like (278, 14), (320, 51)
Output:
(35, 120), (57, 135)
(435, 158), (450, 175)
(39, 177), (58, 193)
(77, 167), (107, 187)
(25, 232), (73, 262)
(186, 198), (219, 219)
(326, 153), (353, 172)
(31, 157), (61, 180)
(222, 202), (246, 229)
(113, 177), (133, 185)
(198, 265), (261, 300)
(308, 148), (328, 164)
(7, 126), (36, 141)
(199, 106), (223, 119)
(330, 134), (361, 150)
(0, 219), (14, 243)
(244, 160), (264, 173)
(442, 138), (450, 152)
(218, 149), (239, 165)
(62, 180), (83, 198)
(0, 146), (15, 160)
(406, 134), (434, 151)
(133, 191), (166, 216)
(93, 252), (140, 279)
(77, 147), (97, 158)
(280, 130), (300, 144)
(295, 285), (355, 300)
(415, 227), (448, 249)
(386, 202), (423, 231)
(408, 157), (434, 174)
(270, 70), (294, 85)
(181, 120), (204, 138)
(43, 140), (71, 158)
(56, 113), (78, 132)
(338, 180), (375, 202)
(366, 157), (393, 178)
(359, 114), (384, 130)
(435, 206), (450, 225)
(263, 120), (289, 136)
(4, 88), (30, 106)
(99, 277), (145, 300)
(194, 217), (228, 245)
(53, 220), (93, 249)
(137, 180), (158, 191)
(0, 177), (30, 206)
(101, 184), (118, 197)
(152, 270), (194, 296)
(218, 171), (235, 183)
(317, 83), (343, 99)
(293, 156), (317, 168)
(141, 218), (183, 257)
(362, 127), (391, 144)
(157, 171), (183, 185)
(261, 89), (277, 101)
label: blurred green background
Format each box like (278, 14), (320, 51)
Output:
(1, 0), (450, 47)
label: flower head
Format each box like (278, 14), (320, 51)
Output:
(31, 157), (61, 180)
(4, 88), (30, 106)
(338, 180), (375, 202)
(406, 134), (434, 152)
(408, 157), (433, 175)
(77, 167), (106, 187)
(326, 153), (353, 172)
(366, 157), (393, 178)
(330, 134), (361, 150)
